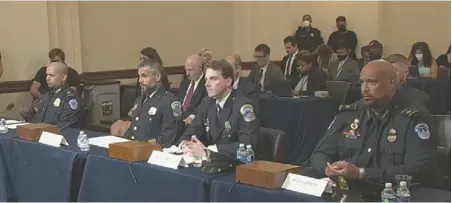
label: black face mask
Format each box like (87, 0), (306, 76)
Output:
(338, 26), (346, 32)
(337, 55), (347, 61)
(369, 54), (382, 61)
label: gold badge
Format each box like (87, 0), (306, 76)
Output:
(224, 121), (231, 131)
(53, 98), (61, 107)
(387, 128), (397, 142)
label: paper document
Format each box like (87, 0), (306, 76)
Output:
(7, 122), (30, 129)
(88, 136), (130, 148)
(6, 120), (24, 125)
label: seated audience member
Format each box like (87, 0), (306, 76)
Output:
(304, 59), (442, 187)
(224, 54), (259, 99)
(314, 44), (337, 73)
(179, 59), (259, 161)
(368, 41), (383, 61)
(199, 48), (213, 70)
(137, 47), (170, 95)
(177, 54), (207, 125)
(111, 60), (180, 148)
(408, 42), (438, 79)
(328, 42), (359, 81)
(388, 54), (431, 109)
(248, 44), (284, 92)
(30, 62), (82, 129)
(358, 45), (370, 70)
(292, 51), (327, 96)
(436, 45), (451, 68)
(281, 36), (299, 83)
(30, 48), (79, 99)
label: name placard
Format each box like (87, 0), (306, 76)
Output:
(38, 131), (69, 147)
(281, 173), (328, 197)
(147, 150), (182, 169)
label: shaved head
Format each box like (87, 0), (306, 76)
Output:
(224, 54), (242, 79)
(360, 59), (397, 108)
(49, 62), (68, 74)
(184, 54), (203, 81)
(46, 62), (69, 88)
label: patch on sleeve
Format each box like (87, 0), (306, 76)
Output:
(414, 123), (430, 140)
(171, 101), (182, 117)
(240, 104), (255, 122)
(68, 99), (78, 110)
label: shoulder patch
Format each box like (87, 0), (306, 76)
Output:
(338, 104), (358, 112)
(414, 123), (430, 140)
(400, 109), (420, 117)
(68, 99), (78, 110)
(171, 101), (182, 117)
(240, 104), (255, 122)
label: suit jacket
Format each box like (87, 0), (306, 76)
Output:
(281, 54), (299, 87)
(177, 76), (207, 118)
(247, 62), (284, 91)
(181, 91), (259, 160)
(293, 68), (327, 95)
(235, 77), (259, 100)
(328, 57), (359, 81)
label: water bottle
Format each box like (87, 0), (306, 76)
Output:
(396, 181), (410, 202)
(244, 145), (255, 163)
(381, 182), (396, 202)
(0, 118), (8, 133)
(77, 131), (90, 151)
(236, 144), (245, 163)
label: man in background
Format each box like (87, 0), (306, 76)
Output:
(248, 44), (284, 92)
(327, 16), (358, 60)
(295, 14), (324, 52)
(328, 42), (359, 81)
(281, 36), (300, 86)
(224, 54), (259, 99)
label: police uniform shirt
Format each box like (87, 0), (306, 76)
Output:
(308, 91), (441, 187)
(295, 27), (324, 52)
(31, 85), (81, 128)
(181, 91), (259, 160)
(125, 86), (181, 148)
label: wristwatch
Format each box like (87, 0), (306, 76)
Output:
(358, 168), (365, 179)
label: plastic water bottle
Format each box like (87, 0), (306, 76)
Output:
(396, 181), (410, 202)
(381, 182), (396, 202)
(77, 131), (90, 151)
(244, 145), (255, 163)
(236, 144), (246, 163)
(0, 118), (8, 133)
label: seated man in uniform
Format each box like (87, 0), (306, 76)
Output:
(31, 62), (82, 129)
(179, 59), (260, 161)
(111, 59), (181, 148)
(304, 60), (442, 187)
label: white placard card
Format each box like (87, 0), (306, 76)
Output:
(281, 173), (328, 197)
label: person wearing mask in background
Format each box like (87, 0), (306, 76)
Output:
(313, 44), (337, 74)
(358, 45), (370, 71)
(408, 42), (438, 79)
(292, 51), (327, 96)
(248, 44), (284, 92)
(436, 45), (451, 68)
(281, 36), (300, 86)
(328, 42), (359, 81)
(368, 41), (384, 61)
(295, 14), (324, 53)
(327, 16), (358, 60)
(137, 47), (170, 94)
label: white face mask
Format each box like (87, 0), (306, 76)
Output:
(415, 54), (423, 61)
(302, 20), (311, 27)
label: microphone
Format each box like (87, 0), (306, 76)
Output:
(0, 103), (14, 113)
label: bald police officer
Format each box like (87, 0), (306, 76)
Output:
(120, 59), (181, 148)
(305, 60), (442, 187)
(31, 62), (82, 129)
(179, 59), (259, 160)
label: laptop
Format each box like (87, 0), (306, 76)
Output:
(266, 80), (293, 97)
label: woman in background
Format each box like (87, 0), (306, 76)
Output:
(436, 45), (451, 68)
(292, 51), (327, 96)
(313, 44), (336, 74)
(408, 42), (438, 79)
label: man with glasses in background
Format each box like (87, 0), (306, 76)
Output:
(247, 44), (284, 92)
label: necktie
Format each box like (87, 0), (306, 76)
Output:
(183, 81), (195, 111)
(257, 69), (264, 84)
(216, 104), (222, 121)
(285, 55), (292, 78)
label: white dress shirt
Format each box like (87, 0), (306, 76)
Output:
(184, 74), (203, 119)
(284, 50), (299, 77)
(233, 77), (240, 90)
(259, 63), (269, 91)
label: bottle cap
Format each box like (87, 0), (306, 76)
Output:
(246, 145), (252, 149)
(400, 181), (406, 187)
(385, 182), (392, 188)
(239, 143), (244, 147)
(80, 130), (85, 134)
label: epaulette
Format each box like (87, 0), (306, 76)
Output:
(400, 109), (420, 117)
(338, 104), (358, 112)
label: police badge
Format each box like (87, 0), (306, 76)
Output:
(205, 119), (210, 132)
(170, 101), (182, 117)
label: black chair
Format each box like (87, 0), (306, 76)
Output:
(257, 127), (286, 162)
(438, 66), (451, 80)
(326, 81), (351, 110)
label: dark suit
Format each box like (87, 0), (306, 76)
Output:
(293, 67), (327, 95)
(328, 57), (359, 81)
(125, 86), (181, 148)
(177, 76), (207, 119)
(234, 77), (259, 100)
(247, 62), (284, 91)
(281, 53), (299, 86)
(181, 91), (259, 160)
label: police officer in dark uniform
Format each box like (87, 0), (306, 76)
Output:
(305, 60), (442, 187)
(295, 14), (324, 52)
(31, 62), (81, 129)
(179, 59), (259, 161)
(122, 59), (182, 148)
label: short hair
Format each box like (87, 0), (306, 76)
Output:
(254, 44), (271, 56)
(387, 54), (408, 65)
(283, 36), (298, 47)
(49, 61), (68, 75)
(138, 59), (164, 77)
(140, 47), (163, 65)
(315, 44), (333, 58)
(48, 48), (65, 62)
(207, 60), (234, 82)
(336, 16), (346, 23)
(361, 45), (370, 53)
(335, 41), (348, 51)
(369, 40), (380, 46)
(295, 51), (316, 65)
(369, 41), (383, 53)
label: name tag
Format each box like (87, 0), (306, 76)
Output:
(147, 150), (183, 170)
(38, 131), (69, 147)
(281, 173), (328, 197)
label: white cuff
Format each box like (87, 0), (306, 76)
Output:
(207, 145), (218, 153)
(188, 114), (196, 120)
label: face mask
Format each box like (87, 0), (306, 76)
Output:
(369, 54), (382, 61)
(337, 55), (347, 61)
(415, 54), (423, 61)
(302, 21), (311, 27)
